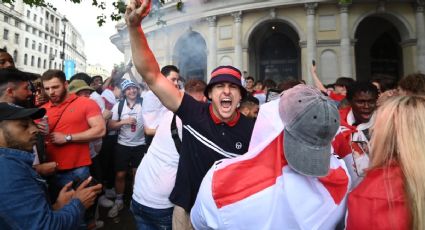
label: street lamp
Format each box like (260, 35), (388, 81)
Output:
(61, 16), (68, 71)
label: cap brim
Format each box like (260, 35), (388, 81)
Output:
(13, 107), (46, 120)
(70, 86), (94, 94)
(283, 129), (331, 177)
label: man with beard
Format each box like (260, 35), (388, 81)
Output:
(332, 82), (378, 188)
(0, 103), (102, 229)
(0, 68), (58, 176)
(40, 69), (106, 191)
(125, 1), (255, 228)
(0, 68), (34, 107)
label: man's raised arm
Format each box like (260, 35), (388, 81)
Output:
(125, 0), (183, 112)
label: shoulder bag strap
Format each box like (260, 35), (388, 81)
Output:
(49, 96), (79, 132)
(171, 113), (182, 154)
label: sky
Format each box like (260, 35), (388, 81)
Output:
(48, 1), (125, 71)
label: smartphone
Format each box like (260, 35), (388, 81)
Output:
(350, 141), (370, 177)
(71, 176), (99, 190)
(312, 60), (316, 66)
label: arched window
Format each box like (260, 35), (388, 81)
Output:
(31, 56), (34, 66)
(24, 54), (28, 65)
(43, 59), (46, 69)
(37, 57), (41, 68)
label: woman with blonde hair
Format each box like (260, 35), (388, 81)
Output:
(347, 95), (425, 230)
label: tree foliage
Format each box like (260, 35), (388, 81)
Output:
(1, 0), (183, 26)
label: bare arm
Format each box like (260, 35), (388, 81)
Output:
(71, 115), (106, 142)
(108, 117), (136, 131)
(50, 115), (106, 145)
(125, 0), (183, 112)
(310, 64), (327, 93)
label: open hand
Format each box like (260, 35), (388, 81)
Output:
(125, 0), (152, 27)
(53, 182), (75, 210)
(73, 177), (103, 209)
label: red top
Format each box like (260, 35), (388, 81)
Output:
(329, 91), (346, 102)
(347, 164), (410, 230)
(42, 94), (102, 170)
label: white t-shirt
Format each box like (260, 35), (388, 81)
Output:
(111, 99), (145, 146)
(90, 91), (105, 112)
(133, 111), (182, 209)
(141, 91), (168, 130)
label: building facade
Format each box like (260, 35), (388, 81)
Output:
(111, 0), (425, 85)
(86, 63), (110, 80)
(0, 0), (86, 75)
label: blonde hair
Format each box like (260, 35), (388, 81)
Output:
(370, 95), (425, 229)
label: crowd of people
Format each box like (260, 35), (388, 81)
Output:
(1, 0), (425, 229)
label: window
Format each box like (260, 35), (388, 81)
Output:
(3, 29), (9, 40)
(31, 56), (34, 66)
(32, 27), (36, 35)
(39, 31), (42, 37)
(44, 45), (47, 54)
(13, 50), (17, 63)
(32, 40), (35, 50)
(33, 14), (37, 22)
(24, 54), (28, 65)
(40, 18), (43, 25)
(25, 25), (30, 32)
(26, 10), (30, 18)
(25, 38), (29, 47)
(45, 34), (48, 40)
(49, 47), (53, 55)
(43, 59), (46, 69)
(37, 57), (41, 68)
(54, 62), (57, 69)
(4, 15), (9, 23)
(14, 33), (19, 44)
(14, 20), (19, 27)
(38, 43), (42, 52)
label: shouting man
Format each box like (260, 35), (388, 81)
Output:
(125, 0), (255, 228)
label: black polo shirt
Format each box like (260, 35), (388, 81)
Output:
(169, 93), (255, 212)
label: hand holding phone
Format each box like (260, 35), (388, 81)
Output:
(71, 176), (99, 190)
(72, 176), (103, 209)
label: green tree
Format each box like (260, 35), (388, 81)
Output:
(1, 0), (183, 26)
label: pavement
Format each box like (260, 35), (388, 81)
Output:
(98, 201), (136, 230)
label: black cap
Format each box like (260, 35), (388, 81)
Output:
(0, 103), (45, 121)
(0, 68), (39, 85)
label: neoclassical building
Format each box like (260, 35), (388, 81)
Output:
(111, 0), (425, 85)
(0, 1), (86, 75)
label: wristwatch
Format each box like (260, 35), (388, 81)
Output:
(65, 134), (72, 142)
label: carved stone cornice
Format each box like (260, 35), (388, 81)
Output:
(305, 3), (318, 15)
(414, 0), (425, 13)
(339, 3), (351, 14)
(231, 11), (242, 23)
(206, 16), (217, 27)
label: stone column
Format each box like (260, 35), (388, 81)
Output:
(415, 1), (425, 72)
(232, 11), (243, 71)
(206, 16), (217, 75)
(339, 3), (352, 78)
(305, 3), (318, 85)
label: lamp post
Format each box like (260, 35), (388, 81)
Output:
(61, 16), (68, 71)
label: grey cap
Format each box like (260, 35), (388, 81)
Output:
(279, 84), (340, 177)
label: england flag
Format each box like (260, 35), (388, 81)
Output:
(191, 99), (351, 230)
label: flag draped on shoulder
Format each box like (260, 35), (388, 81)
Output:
(191, 98), (351, 230)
